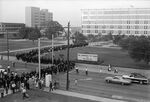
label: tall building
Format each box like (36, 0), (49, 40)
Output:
(0, 22), (25, 38)
(25, 7), (53, 28)
(81, 8), (150, 36)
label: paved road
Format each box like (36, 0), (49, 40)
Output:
(55, 70), (150, 102)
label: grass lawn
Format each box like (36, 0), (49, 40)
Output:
(43, 46), (150, 69)
(0, 89), (97, 102)
(0, 39), (63, 52)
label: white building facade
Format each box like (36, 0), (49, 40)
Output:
(81, 8), (150, 36)
(25, 7), (53, 28)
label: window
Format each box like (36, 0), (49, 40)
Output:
(110, 25), (114, 29)
(135, 21), (139, 24)
(87, 30), (90, 33)
(127, 21), (130, 24)
(102, 30), (106, 33)
(127, 26), (130, 29)
(95, 30), (98, 33)
(87, 25), (90, 28)
(135, 31), (139, 34)
(95, 25), (98, 28)
(127, 31), (130, 34)
(135, 26), (139, 29)
(144, 26), (148, 29)
(144, 21), (148, 24)
(144, 31), (147, 34)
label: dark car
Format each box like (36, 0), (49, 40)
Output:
(122, 73), (149, 84)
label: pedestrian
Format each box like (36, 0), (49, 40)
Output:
(54, 80), (57, 90)
(74, 79), (78, 86)
(11, 81), (16, 94)
(12, 62), (15, 68)
(99, 68), (102, 73)
(75, 67), (79, 74)
(108, 64), (111, 72)
(21, 85), (29, 99)
(7, 65), (10, 73)
(114, 68), (118, 73)
(85, 68), (88, 75)
(0, 86), (4, 98)
(49, 81), (53, 92)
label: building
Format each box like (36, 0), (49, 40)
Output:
(40, 9), (53, 28)
(0, 22), (25, 39)
(25, 7), (53, 28)
(81, 8), (150, 36)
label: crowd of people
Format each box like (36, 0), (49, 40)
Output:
(16, 43), (88, 64)
(0, 60), (75, 99)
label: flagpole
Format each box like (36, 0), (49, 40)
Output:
(38, 38), (41, 79)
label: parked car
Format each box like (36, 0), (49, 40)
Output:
(122, 73), (149, 84)
(105, 76), (132, 85)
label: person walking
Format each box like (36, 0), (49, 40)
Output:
(74, 79), (78, 86)
(85, 68), (88, 76)
(49, 81), (53, 92)
(75, 67), (79, 74)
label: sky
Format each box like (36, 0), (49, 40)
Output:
(0, 0), (150, 27)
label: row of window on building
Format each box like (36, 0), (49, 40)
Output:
(82, 30), (149, 35)
(82, 25), (149, 29)
(82, 9), (150, 15)
(82, 20), (150, 24)
(83, 15), (150, 19)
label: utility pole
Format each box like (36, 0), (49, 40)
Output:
(6, 30), (9, 62)
(38, 38), (41, 79)
(66, 22), (70, 90)
(52, 34), (54, 65)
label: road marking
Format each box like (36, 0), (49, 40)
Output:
(79, 78), (93, 81)
(112, 95), (123, 99)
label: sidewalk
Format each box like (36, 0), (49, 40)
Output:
(43, 88), (127, 102)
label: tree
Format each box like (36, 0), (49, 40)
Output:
(43, 21), (64, 39)
(128, 36), (150, 64)
(19, 27), (33, 39)
(28, 26), (41, 44)
(87, 34), (95, 42)
(119, 36), (135, 50)
(73, 31), (87, 44)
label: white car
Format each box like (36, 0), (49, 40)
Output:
(105, 76), (132, 85)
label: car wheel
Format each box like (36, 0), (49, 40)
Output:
(106, 80), (110, 83)
(121, 82), (124, 85)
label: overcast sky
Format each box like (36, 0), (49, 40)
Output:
(0, 0), (150, 27)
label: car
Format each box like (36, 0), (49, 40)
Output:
(105, 76), (132, 85)
(122, 73), (149, 84)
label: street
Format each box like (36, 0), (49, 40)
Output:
(57, 70), (150, 102)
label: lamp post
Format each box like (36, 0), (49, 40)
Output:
(52, 34), (54, 65)
(38, 38), (41, 79)
(66, 22), (70, 90)
(6, 30), (9, 62)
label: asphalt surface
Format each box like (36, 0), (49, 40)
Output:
(56, 70), (150, 102)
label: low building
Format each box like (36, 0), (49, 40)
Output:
(0, 22), (25, 39)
